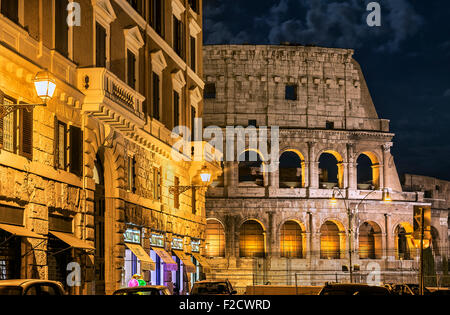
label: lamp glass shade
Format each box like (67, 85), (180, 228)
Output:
(200, 169), (212, 184)
(33, 71), (56, 102)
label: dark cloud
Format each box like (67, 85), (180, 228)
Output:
(203, 0), (424, 52)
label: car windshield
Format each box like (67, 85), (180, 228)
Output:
(192, 282), (229, 294)
(0, 286), (23, 295)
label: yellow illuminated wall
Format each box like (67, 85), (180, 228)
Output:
(320, 221), (341, 259)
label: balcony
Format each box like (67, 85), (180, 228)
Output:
(77, 67), (145, 131)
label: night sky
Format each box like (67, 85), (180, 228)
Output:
(203, 0), (450, 181)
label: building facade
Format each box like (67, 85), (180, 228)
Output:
(0, 0), (221, 295)
(202, 44), (442, 292)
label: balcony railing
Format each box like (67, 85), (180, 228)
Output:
(77, 67), (146, 130)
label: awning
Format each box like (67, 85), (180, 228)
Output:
(191, 253), (211, 273)
(173, 250), (196, 273)
(0, 223), (45, 239)
(125, 242), (156, 271)
(151, 247), (178, 271)
(49, 231), (95, 251)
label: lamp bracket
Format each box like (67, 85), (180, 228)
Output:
(0, 103), (46, 119)
(168, 185), (206, 195)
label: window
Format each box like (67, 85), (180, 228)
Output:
(248, 120), (257, 127)
(205, 220), (225, 257)
(153, 167), (161, 201)
(150, 0), (164, 37)
(0, 97), (33, 160)
(191, 187), (196, 215)
(326, 121), (334, 130)
(285, 84), (297, 100)
(54, 120), (67, 170)
(1, 0), (19, 23)
(173, 91), (180, 128)
(190, 36), (196, 72)
(152, 73), (161, 120)
(204, 83), (216, 99)
(173, 16), (183, 58)
(127, 156), (136, 193)
(127, 0), (142, 14)
(280, 221), (303, 258)
(239, 220), (265, 258)
(127, 50), (136, 89)
(174, 176), (180, 209)
(188, 0), (198, 13)
(96, 23), (107, 68)
(55, 0), (69, 57)
(191, 105), (197, 141)
(69, 125), (83, 176)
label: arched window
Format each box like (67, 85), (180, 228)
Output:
(320, 221), (343, 259)
(280, 221), (303, 258)
(357, 152), (380, 190)
(318, 151), (343, 189)
(238, 151), (264, 187)
(205, 220), (225, 257)
(279, 151), (304, 188)
(358, 222), (382, 259)
(395, 225), (412, 260)
(239, 220), (265, 258)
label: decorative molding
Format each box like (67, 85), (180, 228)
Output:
(92, 0), (117, 26)
(172, 70), (186, 92)
(150, 50), (167, 75)
(172, 0), (186, 20)
(124, 26), (145, 54)
(189, 86), (202, 108)
(189, 17), (202, 37)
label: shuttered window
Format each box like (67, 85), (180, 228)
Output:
(174, 176), (180, 209)
(153, 167), (161, 201)
(69, 125), (83, 176)
(127, 50), (136, 89)
(54, 119), (67, 170)
(152, 73), (160, 120)
(96, 23), (107, 68)
(19, 106), (33, 160)
(1, 0), (19, 23)
(150, 0), (164, 37)
(0, 97), (16, 152)
(127, 156), (136, 193)
(55, 0), (69, 57)
(173, 91), (180, 129)
(173, 16), (183, 58)
(190, 36), (196, 72)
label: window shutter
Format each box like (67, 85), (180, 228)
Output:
(53, 116), (59, 169)
(19, 108), (33, 160)
(0, 91), (3, 148)
(55, 0), (69, 56)
(96, 23), (107, 67)
(69, 125), (83, 176)
(127, 50), (136, 89)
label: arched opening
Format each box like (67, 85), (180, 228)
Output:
(318, 151), (343, 189)
(279, 151), (304, 188)
(395, 224), (413, 260)
(320, 221), (344, 259)
(358, 221), (382, 259)
(205, 219), (226, 257)
(239, 220), (265, 258)
(238, 151), (264, 187)
(94, 153), (106, 295)
(357, 152), (380, 190)
(280, 221), (304, 258)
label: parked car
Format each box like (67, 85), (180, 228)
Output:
(113, 285), (171, 295)
(0, 279), (66, 295)
(190, 280), (237, 295)
(318, 283), (392, 295)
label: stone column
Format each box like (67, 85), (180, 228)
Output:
(308, 142), (318, 189)
(347, 143), (357, 190)
(382, 143), (392, 189)
(269, 161), (280, 188)
(302, 161), (309, 188)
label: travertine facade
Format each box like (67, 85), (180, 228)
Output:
(202, 45), (443, 292)
(0, 0), (220, 295)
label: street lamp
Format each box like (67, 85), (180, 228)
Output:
(0, 70), (56, 119)
(330, 187), (392, 283)
(169, 166), (212, 196)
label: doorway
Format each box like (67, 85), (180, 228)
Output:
(94, 155), (106, 295)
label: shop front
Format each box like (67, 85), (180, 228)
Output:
(149, 232), (177, 286)
(122, 228), (155, 288)
(189, 239), (210, 287)
(171, 236), (196, 295)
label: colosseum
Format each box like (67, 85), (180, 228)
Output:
(201, 44), (446, 293)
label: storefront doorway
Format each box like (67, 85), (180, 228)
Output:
(94, 156), (106, 295)
(0, 229), (21, 279)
